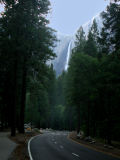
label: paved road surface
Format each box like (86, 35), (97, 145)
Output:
(0, 132), (17, 160)
(30, 131), (120, 160)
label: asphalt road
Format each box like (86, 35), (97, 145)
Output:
(30, 131), (119, 160)
(0, 132), (17, 160)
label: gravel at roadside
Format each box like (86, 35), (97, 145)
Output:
(8, 131), (42, 160)
(69, 131), (120, 159)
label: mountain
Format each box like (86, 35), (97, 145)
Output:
(82, 13), (103, 36)
(52, 13), (103, 76)
(52, 33), (72, 76)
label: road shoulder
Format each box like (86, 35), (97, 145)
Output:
(8, 132), (41, 160)
(0, 132), (17, 160)
(68, 132), (120, 159)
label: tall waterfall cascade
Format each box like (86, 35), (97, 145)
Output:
(52, 13), (103, 75)
(65, 41), (72, 71)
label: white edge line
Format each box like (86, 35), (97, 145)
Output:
(72, 153), (80, 157)
(28, 134), (40, 160)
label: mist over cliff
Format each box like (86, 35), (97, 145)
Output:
(52, 13), (103, 76)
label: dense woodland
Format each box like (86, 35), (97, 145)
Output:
(0, 0), (57, 136)
(0, 0), (120, 146)
(62, 2), (120, 145)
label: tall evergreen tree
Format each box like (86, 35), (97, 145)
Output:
(91, 19), (99, 47)
(73, 26), (86, 53)
(84, 20), (99, 57)
(99, 2), (120, 55)
(84, 30), (97, 57)
(0, 0), (56, 136)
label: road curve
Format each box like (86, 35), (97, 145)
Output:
(29, 131), (119, 160)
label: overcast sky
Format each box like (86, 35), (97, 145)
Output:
(0, 1), (109, 35)
(48, 0), (109, 35)
(0, 5), (3, 12)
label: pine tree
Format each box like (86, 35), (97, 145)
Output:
(99, 2), (120, 55)
(73, 26), (86, 53)
(0, 0), (56, 136)
(91, 19), (99, 47)
(84, 30), (97, 57)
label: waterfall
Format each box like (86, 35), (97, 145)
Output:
(65, 41), (72, 71)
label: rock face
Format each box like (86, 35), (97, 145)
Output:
(52, 33), (72, 76)
(52, 13), (103, 76)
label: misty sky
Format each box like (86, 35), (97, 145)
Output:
(0, 1), (109, 35)
(48, 0), (109, 35)
(0, 5), (3, 12)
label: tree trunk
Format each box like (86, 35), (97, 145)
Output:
(1, 115), (4, 131)
(19, 56), (27, 133)
(93, 121), (96, 138)
(107, 119), (112, 145)
(77, 106), (80, 134)
(86, 102), (90, 136)
(11, 58), (17, 137)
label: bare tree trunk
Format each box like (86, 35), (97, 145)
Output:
(19, 56), (27, 133)
(11, 58), (17, 137)
(77, 106), (80, 134)
(86, 102), (90, 137)
(107, 119), (112, 145)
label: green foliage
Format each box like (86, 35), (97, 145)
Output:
(0, 0), (56, 135)
(0, 0), (120, 144)
(73, 26), (86, 53)
(25, 64), (56, 128)
(64, 2), (120, 143)
(99, 3), (120, 55)
(84, 31), (97, 57)
(84, 20), (99, 57)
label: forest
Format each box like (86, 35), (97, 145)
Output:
(0, 0), (120, 146)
